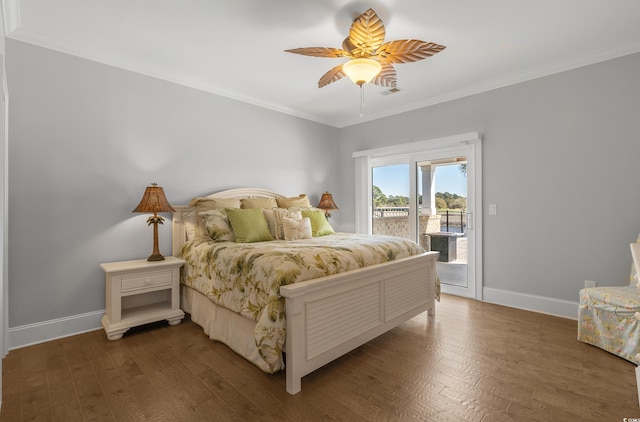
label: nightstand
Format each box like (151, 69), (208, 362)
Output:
(101, 256), (185, 340)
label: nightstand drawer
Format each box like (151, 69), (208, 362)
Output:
(121, 270), (173, 293)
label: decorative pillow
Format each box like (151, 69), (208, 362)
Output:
(225, 208), (273, 243)
(182, 207), (200, 240)
(189, 197), (241, 209)
(184, 197), (241, 240)
(199, 210), (235, 242)
(283, 217), (312, 241)
(240, 197), (278, 209)
(276, 194), (311, 208)
(269, 207), (302, 239)
(262, 208), (277, 238)
(302, 209), (335, 237)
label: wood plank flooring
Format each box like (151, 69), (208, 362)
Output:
(2, 294), (639, 421)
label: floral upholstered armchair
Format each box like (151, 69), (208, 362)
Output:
(578, 240), (640, 406)
(578, 241), (640, 363)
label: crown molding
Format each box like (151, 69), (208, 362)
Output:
(334, 41), (640, 128)
(1, 0), (19, 36)
(6, 22), (640, 129)
(6, 26), (342, 128)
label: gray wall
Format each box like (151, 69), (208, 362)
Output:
(6, 36), (640, 332)
(338, 52), (640, 303)
(6, 40), (338, 328)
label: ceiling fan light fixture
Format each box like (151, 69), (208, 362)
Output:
(342, 58), (382, 86)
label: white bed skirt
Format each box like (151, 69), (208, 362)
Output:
(181, 285), (284, 373)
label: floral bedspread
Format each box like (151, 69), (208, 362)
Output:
(179, 233), (425, 372)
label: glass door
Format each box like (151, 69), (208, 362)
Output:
(355, 132), (482, 300)
(417, 158), (469, 292)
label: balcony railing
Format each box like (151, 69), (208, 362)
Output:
(373, 207), (465, 232)
(372, 207), (410, 218)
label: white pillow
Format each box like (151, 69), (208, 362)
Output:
(273, 208), (302, 240)
(263, 208), (303, 240)
(283, 217), (312, 241)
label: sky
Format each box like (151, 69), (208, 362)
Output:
(373, 164), (467, 197)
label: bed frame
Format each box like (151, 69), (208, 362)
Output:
(171, 188), (438, 394)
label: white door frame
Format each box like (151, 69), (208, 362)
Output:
(354, 132), (483, 300)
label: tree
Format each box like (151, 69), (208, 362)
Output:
(449, 197), (466, 209)
(387, 195), (408, 206)
(372, 185), (387, 207)
(435, 191), (467, 210)
(373, 187), (466, 210)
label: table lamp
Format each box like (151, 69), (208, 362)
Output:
(132, 183), (176, 261)
(316, 192), (339, 218)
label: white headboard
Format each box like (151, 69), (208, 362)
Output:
(171, 187), (282, 256)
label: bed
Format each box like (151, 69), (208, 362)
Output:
(171, 187), (439, 394)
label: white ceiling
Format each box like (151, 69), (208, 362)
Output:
(4, 0), (640, 128)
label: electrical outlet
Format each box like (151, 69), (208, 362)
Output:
(585, 280), (596, 288)
(489, 204), (497, 215)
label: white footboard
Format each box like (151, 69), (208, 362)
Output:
(280, 251), (438, 395)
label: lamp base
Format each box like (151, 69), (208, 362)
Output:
(147, 253), (166, 262)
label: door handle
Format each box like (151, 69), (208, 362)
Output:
(466, 212), (473, 230)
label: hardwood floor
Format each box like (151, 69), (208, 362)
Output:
(2, 294), (638, 421)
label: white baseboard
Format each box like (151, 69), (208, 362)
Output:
(482, 287), (579, 320)
(8, 309), (104, 350)
(636, 366), (640, 408)
(6, 288), (579, 349)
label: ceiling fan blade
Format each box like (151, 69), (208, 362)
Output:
(341, 37), (356, 56)
(376, 40), (446, 64)
(285, 47), (348, 58)
(348, 8), (385, 57)
(371, 63), (397, 88)
(318, 64), (346, 88)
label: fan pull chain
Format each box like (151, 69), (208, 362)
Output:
(360, 84), (365, 118)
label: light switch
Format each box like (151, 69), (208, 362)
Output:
(489, 204), (497, 215)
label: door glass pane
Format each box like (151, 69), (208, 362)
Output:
(372, 164), (411, 240)
(417, 158), (468, 287)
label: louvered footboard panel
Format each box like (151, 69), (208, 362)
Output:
(385, 267), (431, 322)
(306, 282), (381, 360)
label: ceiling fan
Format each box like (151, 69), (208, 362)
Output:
(285, 8), (446, 91)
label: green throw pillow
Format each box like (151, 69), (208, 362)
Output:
(301, 209), (335, 237)
(225, 208), (273, 243)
